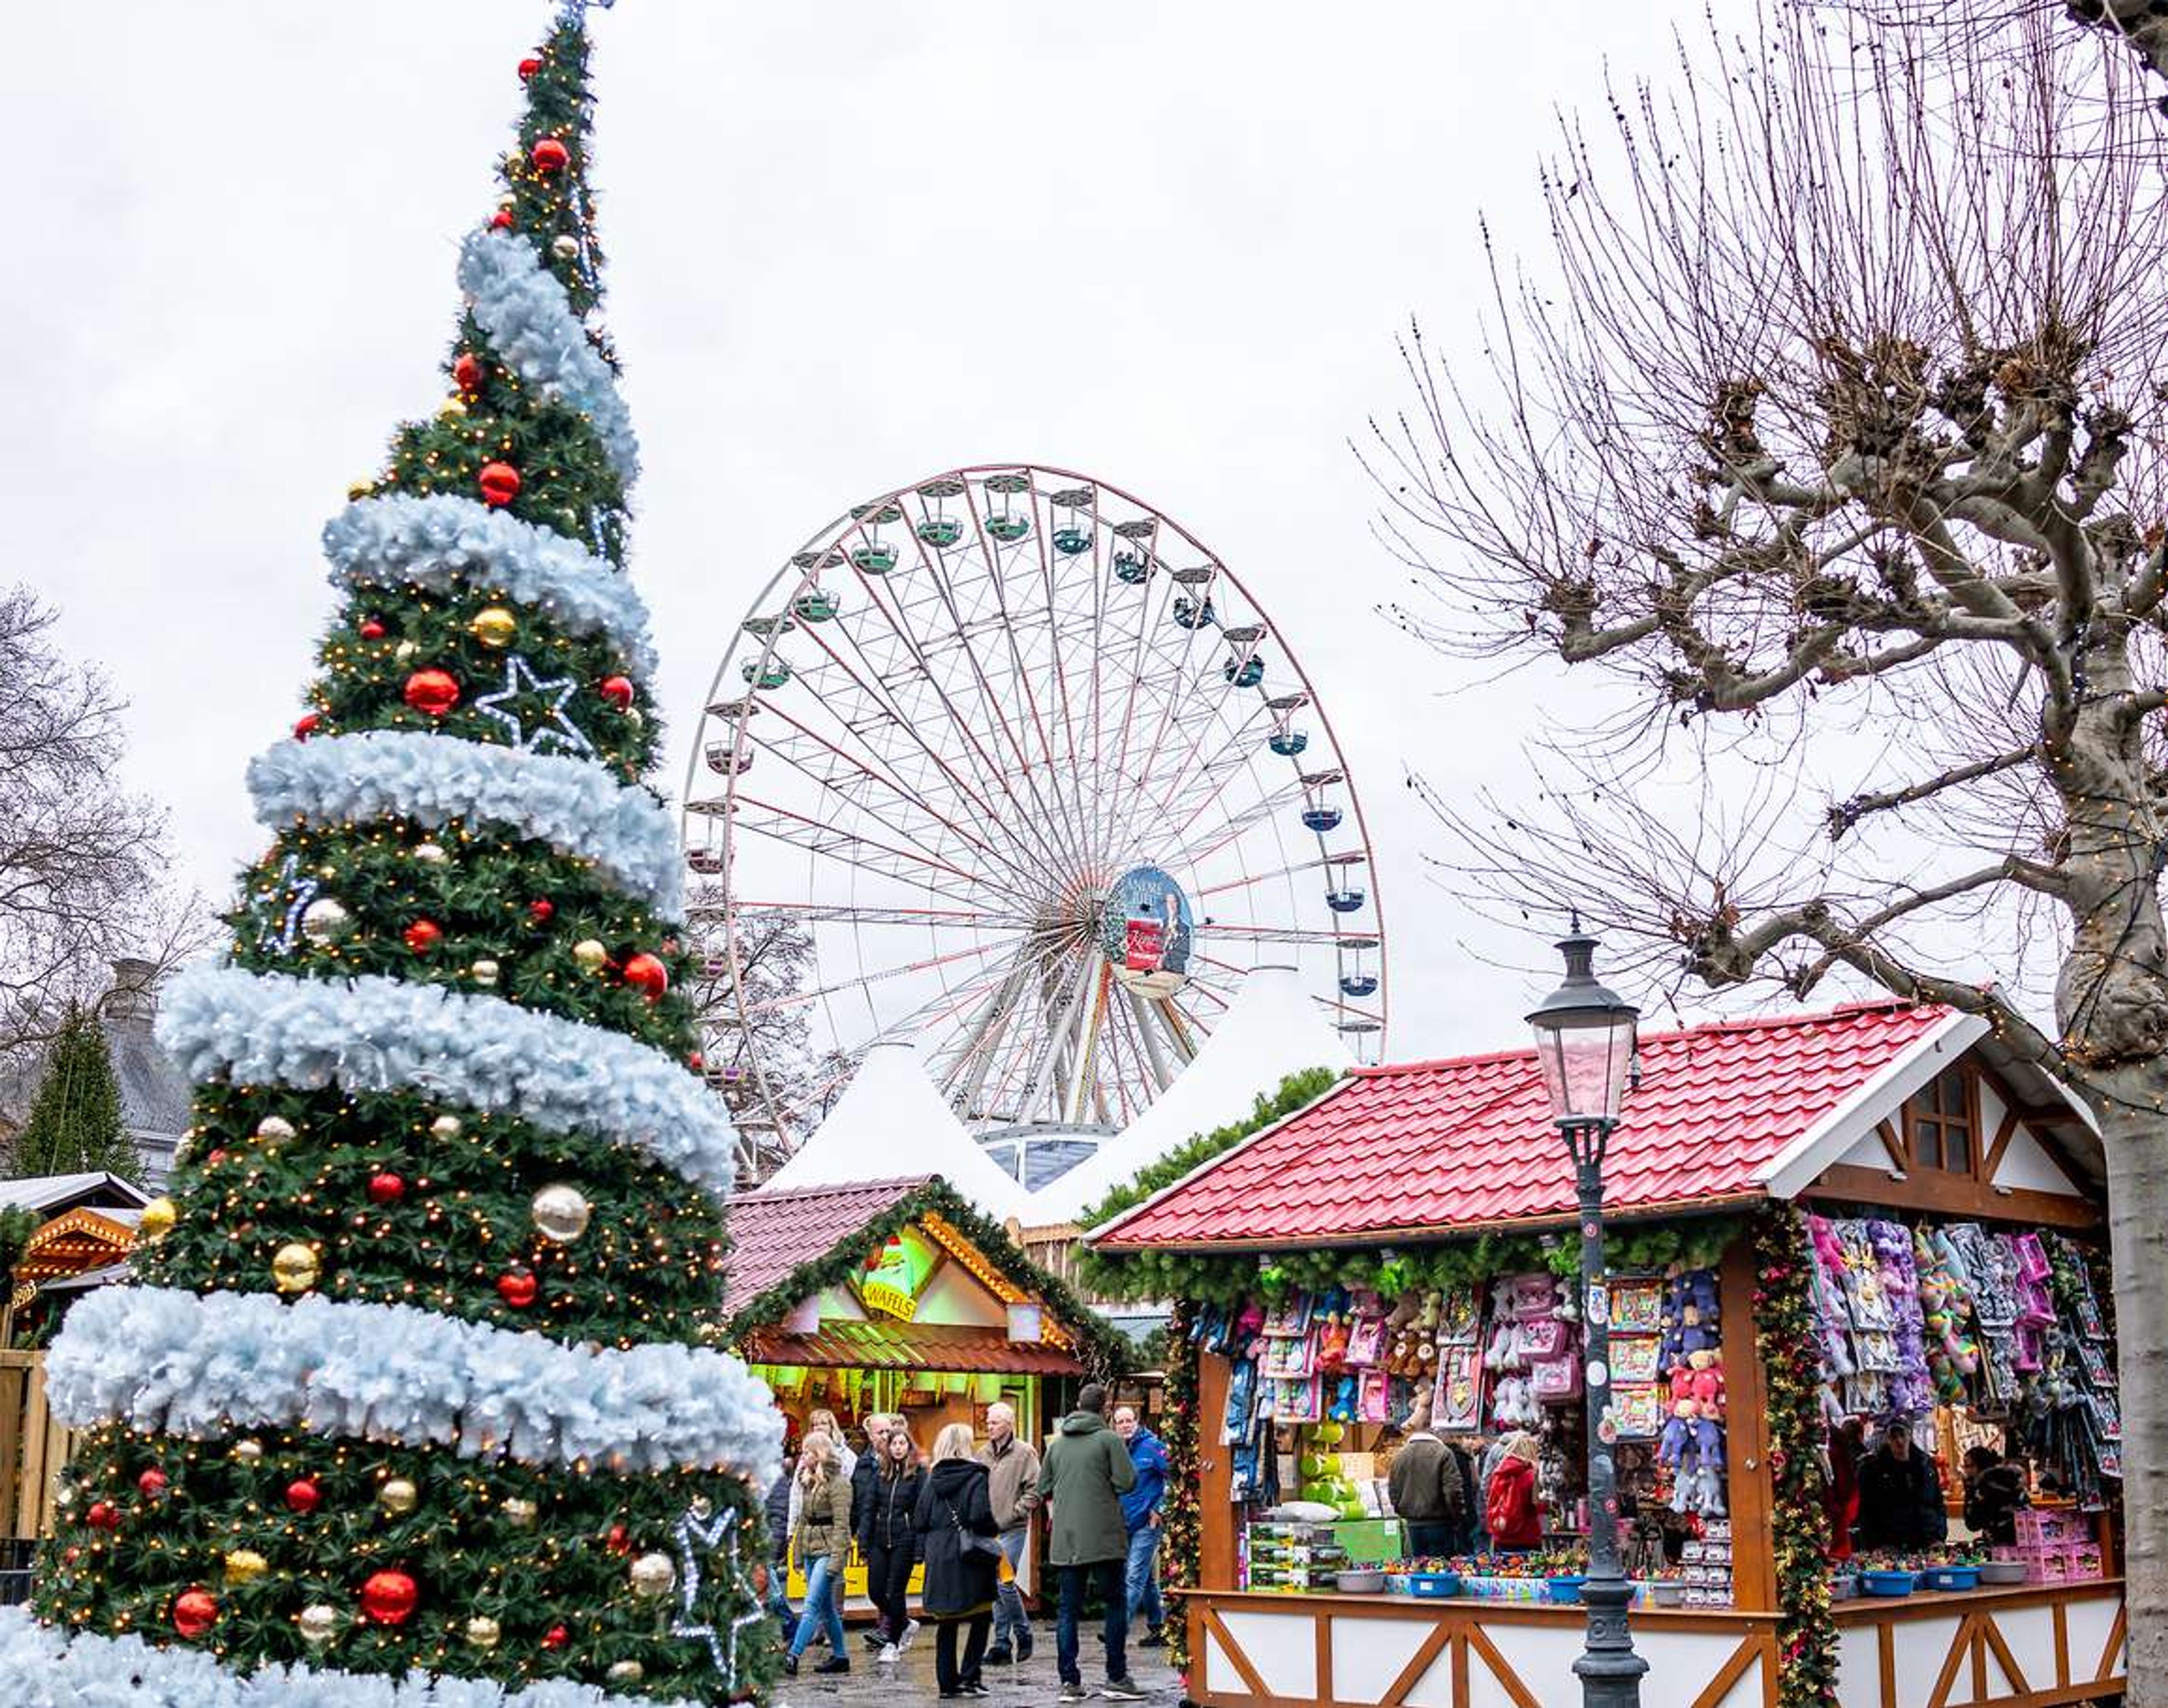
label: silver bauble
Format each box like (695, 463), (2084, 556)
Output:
(530, 1183), (592, 1243)
(628, 1552), (675, 1598)
(299, 898), (352, 942)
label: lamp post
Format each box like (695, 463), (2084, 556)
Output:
(1527, 916), (1646, 1708)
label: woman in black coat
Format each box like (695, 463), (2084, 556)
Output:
(913, 1422), (1002, 1698)
(860, 1424), (925, 1661)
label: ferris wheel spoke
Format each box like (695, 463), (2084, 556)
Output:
(714, 899), (1036, 931)
(1024, 472), (1108, 880)
(1107, 693), (1277, 863)
(724, 794), (996, 906)
(1151, 778), (1306, 875)
(734, 710), (1039, 910)
(738, 932), (1029, 1021)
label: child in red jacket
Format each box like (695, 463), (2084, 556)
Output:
(1484, 1432), (1544, 1551)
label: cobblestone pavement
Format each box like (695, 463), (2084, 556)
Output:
(772, 1625), (1183, 1705)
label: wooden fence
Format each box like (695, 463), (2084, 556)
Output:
(1, 1349), (73, 1540)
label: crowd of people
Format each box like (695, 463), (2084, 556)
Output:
(1825, 1416), (2034, 1556)
(1385, 1393), (1545, 1556)
(760, 1384), (1165, 1701)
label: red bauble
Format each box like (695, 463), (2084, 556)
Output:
(173, 1587), (220, 1639)
(531, 137), (570, 174)
(404, 919), (444, 954)
(359, 1568), (419, 1627)
(518, 55), (543, 81)
(620, 953), (670, 1002)
(294, 712), (322, 741)
(478, 461), (522, 508)
(497, 1269), (538, 1309)
(368, 1171), (406, 1206)
(286, 1477), (322, 1516)
(453, 353), (483, 394)
(490, 209), (515, 231)
(359, 618), (386, 640)
(85, 1501), (119, 1532)
(403, 670), (461, 717)
(687, 1050), (704, 1072)
(542, 1623), (570, 1651)
(528, 897), (556, 923)
(206, 1148), (229, 1167)
(136, 1468), (168, 1499)
(605, 1523), (631, 1555)
(598, 675), (636, 709)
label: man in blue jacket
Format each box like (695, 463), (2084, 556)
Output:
(1113, 1404), (1170, 1647)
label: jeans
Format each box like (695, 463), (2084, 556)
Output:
(866, 1537), (915, 1642)
(1124, 1524), (1165, 1631)
(1055, 1558), (1127, 1686)
(935, 1613), (991, 1692)
(1405, 1519), (1455, 1558)
(764, 1554), (797, 1641)
(993, 1527), (1030, 1644)
(788, 1555), (847, 1661)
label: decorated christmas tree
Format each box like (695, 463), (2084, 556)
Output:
(0, 6), (783, 1703)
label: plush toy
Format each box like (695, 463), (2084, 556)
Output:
(1484, 1305), (1520, 1373)
(1687, 1349), (1725, 1421)
(1658, 1399), (1695, 1470)
(1317, 1314), (1352, 1375)
(1328, 1374), (1358, 1423)
(1690, 1419), (1727, 1517)
(1667, 1362), (1695, 1412)
(1416, 1289), (1444, 1336)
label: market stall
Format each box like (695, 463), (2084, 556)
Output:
(722, 1173), (1124, 1606)
(1083, 1001), (2126, 1708)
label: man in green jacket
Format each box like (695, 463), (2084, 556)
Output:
(1038, 1383), (1143, 1702)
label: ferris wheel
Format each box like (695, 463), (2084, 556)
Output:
(682, 463), (1387, 1172)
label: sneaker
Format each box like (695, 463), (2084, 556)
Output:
(877, 1643), (899, 1666)
(898, 1618), (921, 1654)
(963, 1685), (991, 1697)
(1102, 1678), (1147, 1701)
(1140, 1627), (1166, 1648)
(862, 1628), (890, 1652)
(812, 1655), (851, 1675)
(982, 1642), (1015, 1667)
(781, 1655), (799, 1678)
(1058, 1685), (1089, 1703)
(1016, 1629), (1035, 1662)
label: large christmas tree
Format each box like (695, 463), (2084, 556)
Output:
(0, 7), (781, 1703)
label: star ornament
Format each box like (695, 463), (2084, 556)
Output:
(670, 1501), (768, 1694)
(474, 653), (595, 757)
(254, 854), (321, 955)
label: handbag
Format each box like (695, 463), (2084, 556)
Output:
(945, 1493), (1005, 1558)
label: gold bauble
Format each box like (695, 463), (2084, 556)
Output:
(138, 1198), (177, 1240)
(224, 1548), (269, 1587)
(431, 1115), (464, 1140)
(571, 938), (609, 973)
(628, 1552), (676, 1598)
(466, 1614), (502, 1650)
(299, 898), (352, 943)
(298, 1603), (342, 1647)
(394, 640), (419, 664)
(271, 1243), (321, 1294)
(412, 841), (449, 866)
(438, 397), (468, 422)
(606, 1661), (645, 1685)
(470, 959), (501, 988)
(377, 1478), (419, 1516)
(231, 1439), (265, 1465)
(624, 706), (645, 729)
(530, 1183), (592, 1243)
(256, 1115), (298, 1144)
(347, 481), (374, 502)
(551, 233), (581, 259)
(497, 191), (518, 210)
(501, 1496), (539, 1528)
(469, 606), (518, 649)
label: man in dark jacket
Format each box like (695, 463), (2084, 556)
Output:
(1038, 1384), (1143, 1703)
(1962, 1446), (2029, 1547)
(1387, 1394), (1464, 1557)
(762, 1454), (797, 1640)
(1855, 1422), (1948, 1551)
(1114, 1405), (1171, 1648)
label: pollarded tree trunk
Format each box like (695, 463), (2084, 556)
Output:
(2098, 1089), (2168, 1702)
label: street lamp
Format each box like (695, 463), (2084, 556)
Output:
(1527, 916), (1646, 1708)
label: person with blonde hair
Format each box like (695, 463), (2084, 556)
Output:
(1484, 1430), (1544, 1552)
(913, 1421), (1002, 1698)
(783, 1431), (854, 1677)
(862, 1418), (925, 1667)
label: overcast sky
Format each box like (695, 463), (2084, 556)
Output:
(13, 0), (1783, 1064)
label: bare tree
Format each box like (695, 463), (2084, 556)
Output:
(1366, 3), (2168, 1690)
(0, 591), (186, 1048)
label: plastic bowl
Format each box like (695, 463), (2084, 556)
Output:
(1978, 1560), (2029, 1586)
(1859, 1570), (1916, 1597)
(1336, 1570), (1387, 1594)
(1545, 1575), (1588, 1604)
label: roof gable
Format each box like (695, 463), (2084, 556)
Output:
(1092, 1001), (1953, 1250)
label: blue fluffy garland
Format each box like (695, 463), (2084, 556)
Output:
(46, 1285), (781, 1483)
(247, 731), (684, 919)
(0, 1606), (703, 1707)
(458, 230), (638, 481)
(155, 966), (735, 1202)
(323, 497), (657, 682)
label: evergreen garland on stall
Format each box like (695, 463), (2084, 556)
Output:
(1159, 1298), (1203, 1685)
(1753, 1205), (1840, 1708)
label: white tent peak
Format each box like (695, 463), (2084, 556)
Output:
(1024, 964), (1352, 1226)
(761, 1040), (1031, 1223)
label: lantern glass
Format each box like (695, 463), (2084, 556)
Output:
(1527, 924), (1639, 1125)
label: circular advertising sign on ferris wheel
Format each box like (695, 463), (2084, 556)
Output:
(1101, 866), (1194, 999)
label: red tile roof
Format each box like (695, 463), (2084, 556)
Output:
(741, 1320), (1084, 1376)
(723, 1177), (932, 1319)
(1093, 1002), (1952, 1250)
